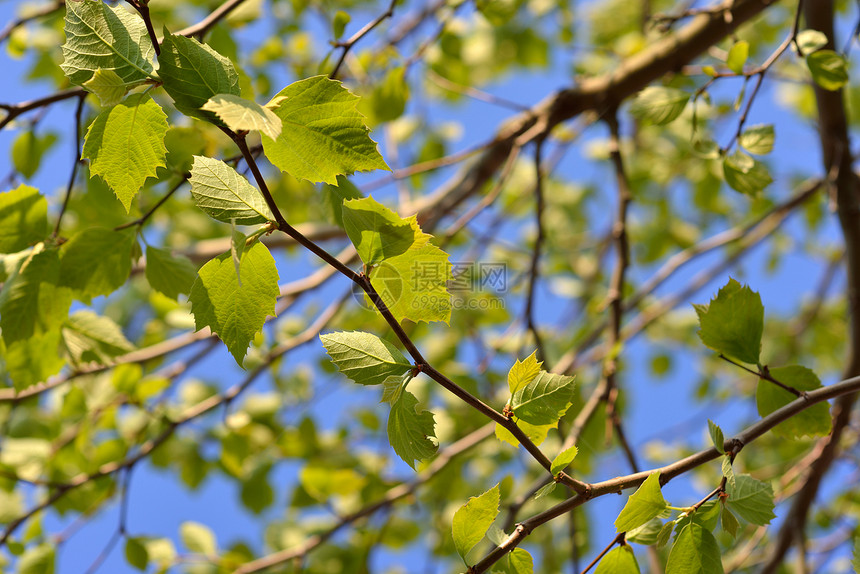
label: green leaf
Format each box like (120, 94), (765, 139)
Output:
(159, 32), (240, 123)
(58, 227), (137, 301)
(61, 310), (135, 366)
(61, 0), (155, 86)
(495, 548), (534, 574)
(322, 176), (364, 228)
(720, 504), (739, 538)
(4, 331), (64, 391)
(533, 482), (557, 500)
(230, 226), (246, 285)
(726, 41), (749, 74)
(452, 483), (500, 562)
(189, 242), (279, 365)
(201, 94), (282, 139)
(626, 518), (664, 545)
(614, 472), (668, 533)
(665, 523), (724, 574)
(725, 474), (775, 525)
(795, 30), (828, 54)
(629, 87), (690, 125)
(240, 465), (274, 514)
(722, 151), (772, 195)
(299, 464), (366, 500)
(675, 501), (720, 534)
(807, 50), (849, 91)
(381, 373), (410, 404)
(261, 75), (390, 184)
(508, 351), (542, 394)
(707, 420), (724, 453)
(369, 242), (452, 324)
(853, 536), (860, 573)
(738, 124), (774, 155)
(125, 537), (149, 571)
(180, 521), (217, 555)
(0, 248), (70, 345)
(721, 456), (735, 488)
(388, 389), (437, 469)
(82, 93), (169, 212)
(550, 445), (578, 476)
(83, 68), (128, 107)
(756, 365), (831, 438)
(189, 156), (274, 225)
(332, 10), (351, 40)
(342, 196), (428, 265)
(320, 331), (412, 386)
(495, 419), (556, 447)
(367, 66), (410, 123)
(595, 545), (640, 574)
(12, 131), (57, 179)
(694, 278), (764, 365)
(144, 246), (197, 300)
(511, 371), (576, 425)
(656, 520), (674, 547)
(18, 543), (55, 574)
(0, 185), (47, 253)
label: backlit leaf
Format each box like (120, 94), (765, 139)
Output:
(708, 419), (724, 453)
(795, 30), (828, 54)
(83, 68), (128, 107)
(189, 156), (274, 225)
(125, 537), (149, 571)
(694, 278), (763, 365)
(61, 310), (135, 366)
(807, 50), (849, 91)
(262, 75), (389, 184)
(180, 521), (216, 555)
(159, 32), (240, 123)
(12, 131), (56, 179)
(629, 87), (689, 125)
(511, 371), (576, 425)
(738, 124), (774, 155)
(144, 246), (197, 300)
(615, 472), (668, 533)
(666, 523), (724, 574)
(201, 94), (282, 139)
(722, 151), (772, 195)
(4, 330), (65, 391)
(0, 185), (47, 253)
(82, 93), (169, 212)
(189, 241), (279, 365)
(756, 365), (831, 438)
(61, 0), (155, 86)
(725, 474), (775, 525)
(320, 331), (412, 386)
(595, 545), (640, 574)
(388, 389), (437, 469)
(369, 242), (452, 324)
(494, 419), (556, 447)
(508, 351), (542, 394)
(452, 483), (500, 561)
(550, 445), (578, 475)
(58, 227), (137, 301)
(726, 41), (748, 74)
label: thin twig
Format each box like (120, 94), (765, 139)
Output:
(53, 91), (87, 237)
(523, 138), (547, 361)
(329, 0), (397, 79)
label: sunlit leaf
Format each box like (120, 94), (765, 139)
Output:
(726, 41), (748, 74)
(725, 474), (775, 526)
(189, 155), (274, 225)
(615, 472), (668, 533)
(629, 87), (690, 125)
(61, 310), (135, 366)
(756, 365), (831, 438)
(0, 184), (47, 253)
(595, 545), (640, 574)
(666, 523), (724, 574)
(201, 94), (282, 139)
(694, 278), (763, 365)
(807, 50), (849, 91)
(511, 371), (576, 425)
(452, 483), (500, 561)
(388, 389), (437, 469)
(738, 124), (774, 155)
(144, 246), (197, 300)
(722, 151), (772, 195)
(550, 445), (578, 475)
(321, 331), (412, 386)
(58, 227), (137, 301)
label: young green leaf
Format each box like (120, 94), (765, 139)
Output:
(180, 521), (217, 555)
(533, 482), (557, 500)
(159, 32), (240, 123)
(189, 156), (274, 225)
(726, 40), (749, 74)
(756, 365), (831, 438)
(261, 76), (390, 184)
(61, 310), (135, 366)
(595, 545), (640, 574)
(674, 501), (720, 533)
(320, 331), (411, 386)
(629, 87), (690, 125)
(380, 373), (410, 404)
(511, 371), (576, 425)
(665, 523), (724, 574)
(332, 10), (351, 40)
(82, 93), (169, 212)
(322, 176), (364, 228)
(369, 242), (452, 324)
(58, 227), (137, 302)
(18, 543), (55, 574)
(11, 131), (56, 179)
(0, 248), (70, 345)
(795, 30), (828, 54)
(721, 456), (736, 488)
(144, 246), (197, 300)
(83, 68), (128, 107)
(366, 67), (410, 123)
(452, 483), (500, 562)
(495, 419), (556, 448)
(656, 520), (674, 547)
(189, 242), (279, 365)
(626, 518), (664, 545)
(806, 50), (849, 91)
(508, 351), (542, 394)
(708, 419), (725, 453)
(725, 474), (775, 525)
(342, 196), (429, 265)
(61, 0), (155, 86)
(550, 445), (578, 476)
(201, 94), (282, 140)
(4, 330), (65, 391)
(738, 124), (775, 155)
(694, 278), (764, 365)
(722, 151), (773, 195)
(230, 225), (246, 285)
(852, 536), (860, 573)
(496, 548), (534, 574)
(614, 472), (668, 533)
(125, 537), (149, 571)
(0, 184), (47, 253)
(388, 389), (437, 470)
(720, 504), (739, 538)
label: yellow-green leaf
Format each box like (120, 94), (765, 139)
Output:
(0, 185), (47, 253)
(452, 483), (500, 562)
(756, 365), (831, 438)
(201, 94), (282, 139)
(614, 472), (668, 533)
